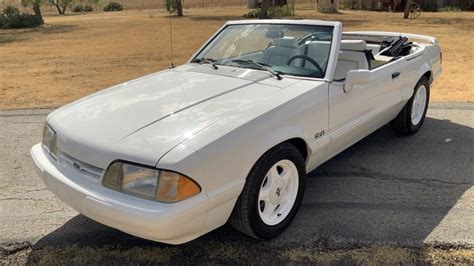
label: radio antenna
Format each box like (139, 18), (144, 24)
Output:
(168, 9), (175, 68)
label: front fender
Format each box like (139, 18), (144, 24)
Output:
(156, 81), (327, 235)
(157, 121), (308, 196)
(157, 121), (309, 239)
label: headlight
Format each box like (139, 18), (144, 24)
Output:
(42, 124), (58, 159)
(102, 161), (201, 202)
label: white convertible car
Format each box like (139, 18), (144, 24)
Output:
(31, 20), (442, 244)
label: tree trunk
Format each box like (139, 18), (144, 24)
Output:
(316, 0), (338, 13)
(61, 3), (67, 14)
(403, 0), (412, 18)
(259, 0), (270, 18)
(52, 0), (64, 14)
(176, 0), (183, 16)
(247, 0), (258, 8)
(32, 1), (44, 24)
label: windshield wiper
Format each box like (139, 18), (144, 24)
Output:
(231, 59), (283, 80)
(191, 57), (218, 70)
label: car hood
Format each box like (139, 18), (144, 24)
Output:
(48, 65), (302, 169)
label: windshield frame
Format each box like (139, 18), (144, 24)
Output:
(189, 20), (342, 81)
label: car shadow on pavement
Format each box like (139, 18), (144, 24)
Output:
(27, 116), (474, 263)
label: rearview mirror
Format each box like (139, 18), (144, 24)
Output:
(344, 70), (371, 93)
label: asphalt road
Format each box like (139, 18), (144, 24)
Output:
(1, 102), (473, 263)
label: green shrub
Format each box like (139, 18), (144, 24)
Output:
(72, 5), (84, 12)
(243, 5), (293, 18)
(243, 8), (260, 18)
(0, 13), (42, 29)
(73, 4), (93, 12)
(0, 5), (42, 29)
(165, 0), (177, 12)
(3, 6), (19, 16)
(103, 2), (123, 11)
(269, 5), (293, 17)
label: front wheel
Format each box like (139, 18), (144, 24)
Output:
(229, 143), (306, 239)
(390, 76), (430, 135)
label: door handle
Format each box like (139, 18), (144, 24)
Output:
(392, 72), (400, 79)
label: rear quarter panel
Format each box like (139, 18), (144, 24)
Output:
(400, 43), (442, 101)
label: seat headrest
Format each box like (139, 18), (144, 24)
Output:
(340, 40), (367, 51)
(274, 37), (297, 48)
(266, 29), (284, 39)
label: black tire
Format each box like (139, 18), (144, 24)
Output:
(229, 143), (306, 239)
(390, 76), (430, 135)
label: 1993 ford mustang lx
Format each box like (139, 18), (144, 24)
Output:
(31, 20), (442, 244)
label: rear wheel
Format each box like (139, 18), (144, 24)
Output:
(229, 143), (305, 239)
(390, 76), (430, 135)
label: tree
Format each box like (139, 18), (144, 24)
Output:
(21, 0), (44, 24)
(165, 0), (183, 16)
(403, 0), (412, 18)
(48, 0), (74, 15)
(176, 0), (183, 16)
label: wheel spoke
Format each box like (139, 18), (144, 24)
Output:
(262, 200), (277, 217)
(259, 187), (270, 202)
(278, 197), (288, 211)
(267, 165), (279, 182)
(280, 168), (291, 183)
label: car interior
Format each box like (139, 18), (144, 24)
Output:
(201, 28), (417, 81)
(254, 32), (414, 80)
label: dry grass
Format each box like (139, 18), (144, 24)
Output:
(281, 245), (474, 264)
(2, 244), (473, 264)
(281, 245), (417, 264)
(0, 8), (473, 109)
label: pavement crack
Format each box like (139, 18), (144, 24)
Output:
(23, 188), (47, 193)
(3, 121), (43, 124)
(301, 201), (453, 213)
(311, 169), (471, 186)
(429, 104), (474, 110)
(43, 209), (73, 214)
(0, 109), (54, 117)
(0, 197), (45, 202)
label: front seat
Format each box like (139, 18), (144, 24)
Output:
(334, 40), (369, 80)
(262, 37), (299, 66)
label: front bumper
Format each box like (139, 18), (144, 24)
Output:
(30, 143), (211, 244)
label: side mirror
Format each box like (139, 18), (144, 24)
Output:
(344, 69), (371, 93)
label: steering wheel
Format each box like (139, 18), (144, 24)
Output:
(287, 55), (323, 74)
(297, 32), (317, 46)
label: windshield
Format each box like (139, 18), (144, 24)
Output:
(193, 24), (334, 79)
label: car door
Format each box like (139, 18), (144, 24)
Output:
(300, 21), (344, 171)
(326, 59), (403, 159)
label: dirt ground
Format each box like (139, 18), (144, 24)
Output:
(0, 8), (473, 109)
